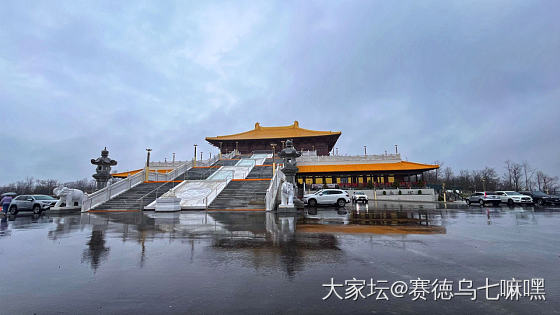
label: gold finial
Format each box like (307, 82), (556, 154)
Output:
(293, 120), (299, 128)
(255, 122), (261, 129)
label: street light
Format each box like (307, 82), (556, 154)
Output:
(200, 151), (203, 162)
(193, 144), (198, 167)
(270, 143), (277, 176)
(336, 148), (339, 156)
(219, 142), (223, 159)
(145, 148), (152, 182)
(172, 152), (176, 165)
(395, 144), (398, 154)
(364, 145), (367, 157)
(281, 140), (285, 149)
(235, 141), (239, 155)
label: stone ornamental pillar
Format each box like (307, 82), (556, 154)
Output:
(278, 139), (303, 211)
(91, 147), (117, 190)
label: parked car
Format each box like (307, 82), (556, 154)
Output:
(519, 191), (560, 206)
(495, 191), (533, 206)
(8, 195), (57, 215)
(351, 192), (369, 203)
(303, 189), (350, 207)
(466, 192), (501, 206)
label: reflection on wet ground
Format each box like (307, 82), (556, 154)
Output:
(0, 203), (559, 314)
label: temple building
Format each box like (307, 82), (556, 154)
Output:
(205, 121), (341, 155)
(113, 121), (438, 189)
(295, 154), (439, 189)
(206, 121), (439, 189)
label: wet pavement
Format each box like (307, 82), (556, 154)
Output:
(0, 202), (559, 314)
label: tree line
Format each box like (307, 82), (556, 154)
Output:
(1, 159), (558, 196)
(0, 177), (97, 196)
(423, 160), (559, 194)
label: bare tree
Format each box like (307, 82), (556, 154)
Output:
(535, 171), (543, 191)
(480, 167), (499, 191)
(522, 161), (535, 191)
(35, 179), (60, 195)
(65, 178), (97, 194)
(504, 160), (513, 189)
(511, 163), (523, 191)
(536, 172), (559, 194)
(443, 167), (453, 185)
(456, 170), (471, 191)
(434, 160), (444, 183)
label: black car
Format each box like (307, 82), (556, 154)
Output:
(519, 191), (560, 206)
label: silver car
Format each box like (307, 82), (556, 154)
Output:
(466, 192), (501, 206)
(8, 195), (57, 215)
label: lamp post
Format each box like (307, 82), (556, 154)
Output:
(200, 151), (203, 163)
(193, 144), (198, 167)
(281, 140), (285, 150)
(271, 143), (277, 176)
(336, 148), (339, 156)
(364, 145), (367, 157)
(235, 141), (239, 155)
(172, 152), (176, 165)
(145, 148), (152, 182)
(395, 144), (398, 154)
(219, 142), (223, 159)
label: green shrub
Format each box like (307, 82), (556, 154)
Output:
(382, 190), (387, 195)
(398, 190), (402, 195)
(417, 190), (422, 195)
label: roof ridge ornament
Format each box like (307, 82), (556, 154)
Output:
(255, 122), (261, 130)
(293, 120), (299, 128)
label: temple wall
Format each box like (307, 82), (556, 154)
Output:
(217, 138), (334, 155)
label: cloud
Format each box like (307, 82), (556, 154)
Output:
(0, 0), (559, 184)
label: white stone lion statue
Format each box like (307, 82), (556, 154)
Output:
(280, 181), (294, 207)
(53, 186), (85, 208)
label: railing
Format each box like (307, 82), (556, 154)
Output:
(252, 150), (273, 154)
(149, 161), (187, 168)
(137, 181), (173, 210)
(297, 153), (401, 164)
(82, 170), (145, 211)
(202, 176), (233, 208)
(149, 161), (192, 182)
(265, 166), (285, 211)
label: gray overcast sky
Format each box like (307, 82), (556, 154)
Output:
(0, 0), (559, 184)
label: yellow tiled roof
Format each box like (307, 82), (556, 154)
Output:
(206, 121), (341, 141)
(297, 161), (439, 173)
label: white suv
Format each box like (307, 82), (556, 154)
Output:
(495, 191), (533, 206)
(303, 189), (350, 207)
